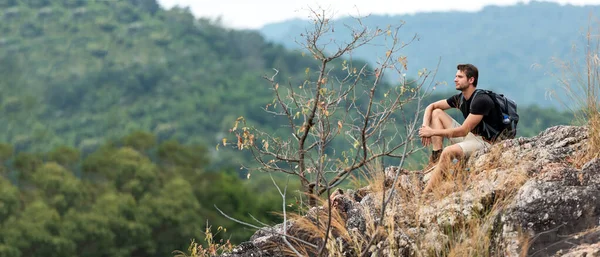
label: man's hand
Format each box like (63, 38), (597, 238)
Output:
(419, 126), (435, 146)
(421, 136), (432, 147)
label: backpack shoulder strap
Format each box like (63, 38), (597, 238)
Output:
(469, 89), (483, 111)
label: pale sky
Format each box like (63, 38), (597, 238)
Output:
(156, 0), (600, 29)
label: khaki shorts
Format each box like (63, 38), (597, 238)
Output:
(448, 118), (491, 156)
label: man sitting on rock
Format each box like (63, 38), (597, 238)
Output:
(418, 64), (502, 193)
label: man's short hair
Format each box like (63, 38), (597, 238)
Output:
(457, 64), (479, 87)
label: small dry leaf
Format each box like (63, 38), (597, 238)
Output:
(398, 56), (408, 70)
(232, 116), (244, 131)
(244, 131), (255, 145)
(237, 135), (243, 150)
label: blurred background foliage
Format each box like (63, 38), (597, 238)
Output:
(0, 131), (293, 257)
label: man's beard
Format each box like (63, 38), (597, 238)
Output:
(455, 83), (468, 91)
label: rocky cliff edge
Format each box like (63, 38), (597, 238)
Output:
(220, 125), (599, 257)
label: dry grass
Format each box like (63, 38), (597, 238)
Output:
(406, 147), (530, 256)
(355, 161), (390, 195)
(550, 23), (600, 168)
(173, 225), (233, 257)
(440, 179), (529, 257)
(427, 157), (470, 199)
(573, 114), (600, 168)
(251, 194), (365, 257)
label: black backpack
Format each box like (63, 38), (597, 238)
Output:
(461, 89), (519, 141)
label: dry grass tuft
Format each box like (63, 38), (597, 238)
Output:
(361, 162), (390, 195)
(173, 225), (233, 257)
(573, 113), (600, 168)
(265, 197), (363, 256)
(425, 156), (471, 199)
(550, 23), (600, 167)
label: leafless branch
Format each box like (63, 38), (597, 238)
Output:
(269, 175), (304, 257)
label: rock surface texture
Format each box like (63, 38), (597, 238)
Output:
(220, 126), (599, 257)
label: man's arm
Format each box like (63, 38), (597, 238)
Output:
(422, 100), (452, 127)
(429, 113), (483, 138)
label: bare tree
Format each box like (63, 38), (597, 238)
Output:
(228, 8), (436, 207)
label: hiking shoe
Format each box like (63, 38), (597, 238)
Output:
(429, 150), (441, 163)
(418, 150), (440, 174)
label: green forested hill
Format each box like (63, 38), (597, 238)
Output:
(0, 0), (329, 165)
(260, 1), (600, 108)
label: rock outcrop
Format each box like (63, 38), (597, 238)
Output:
(220, 125), (599, 256)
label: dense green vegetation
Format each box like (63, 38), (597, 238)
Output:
(260, 1), (600, 108)
(0, 0), (580, 256)
(0, 130), (293, 257)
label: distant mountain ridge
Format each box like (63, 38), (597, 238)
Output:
(259, 1), (600, 108)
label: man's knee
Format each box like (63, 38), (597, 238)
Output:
(432, 109), (455, 129)
(441, 144), (464, 159)
(432, 108), (445, 119)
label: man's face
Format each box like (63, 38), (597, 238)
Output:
(454, 70), (471, 90)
